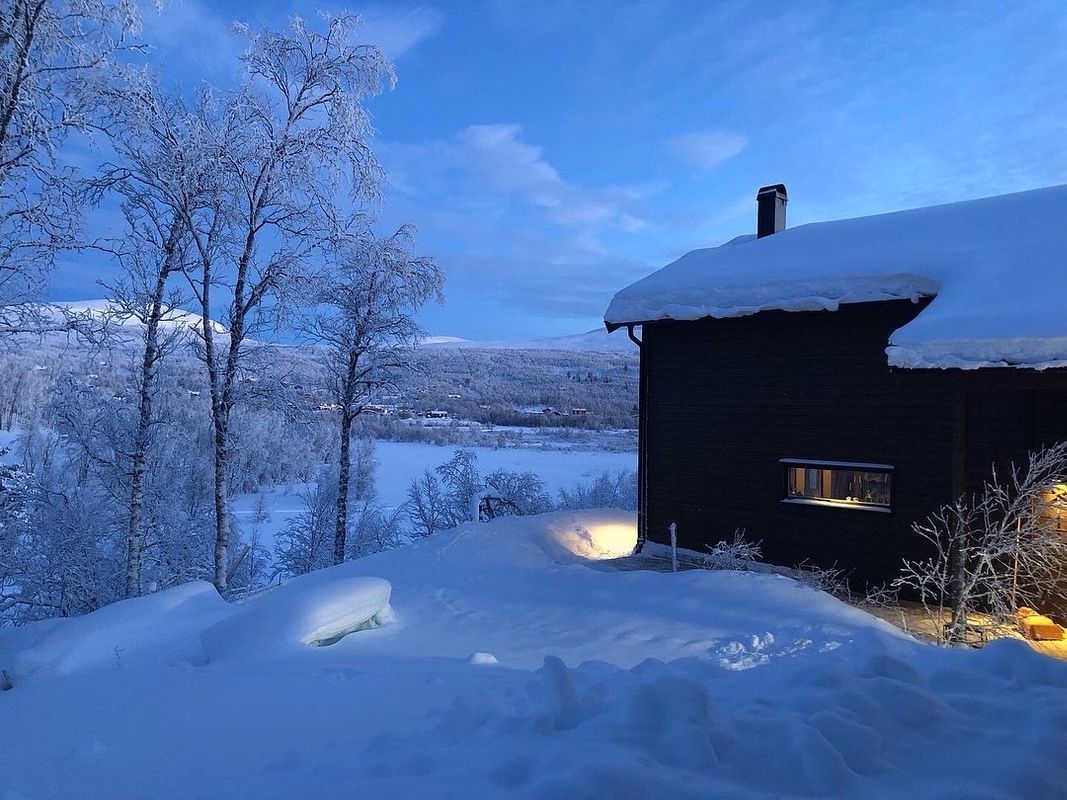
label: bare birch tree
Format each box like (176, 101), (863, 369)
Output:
(895, 441), (1067, 644)
(0, 0), (140, 333)
(183, 14), (394, 591)
(306, 225), (441, 563)
(90, 75), (223, 596)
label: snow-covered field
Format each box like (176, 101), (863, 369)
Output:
(2, 510), (1065, 799)
(232, 440), (636, 547)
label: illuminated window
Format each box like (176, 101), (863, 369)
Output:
(781, 459), (893, 511)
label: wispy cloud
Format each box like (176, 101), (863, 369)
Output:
(357, 5), (444, 60)
(664, 129), (747, 171)
(377, 123), (661, 330)
(385, 123), (653, 248)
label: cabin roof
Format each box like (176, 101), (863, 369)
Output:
(604, 184), (1067, 370)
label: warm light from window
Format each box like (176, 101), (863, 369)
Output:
(1039, 483), (1067, 533)
(783, 461), (892, 509)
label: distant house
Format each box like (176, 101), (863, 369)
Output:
(571, 408), (590, 416)
(605, 184), (1067, 587)
(520, 405), (561, 417)
(423, 410), (449, 419)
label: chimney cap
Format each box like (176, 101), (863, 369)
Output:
(756, 183), (788, 200)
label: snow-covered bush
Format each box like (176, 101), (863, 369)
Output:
(703, 530), (762, 571)
(791, 560), (851, 599)
(557, 469), (637, 511)
(406, 449), (553, 535)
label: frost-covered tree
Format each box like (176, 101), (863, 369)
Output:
(346, 500), (403, 559)
(91, 75), (221, 596)
(306, 224), (440, 563)
(274, 468), (338, 578)
(483, 468), (551, 518)
(895, 442), (1067, 644)
(183, 13), (394, 591)
(0, 460), (37, 620)
(0, 0), (140, 334)
(406, 467), (447, 538)
(557, 470), (637, 511)
(406, 450), (552, 535)
(436, 449), (482, 527)
(274, 439), (379, 578)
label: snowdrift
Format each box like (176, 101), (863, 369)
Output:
(2, 510), (1066, 799)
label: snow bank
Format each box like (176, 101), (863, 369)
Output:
(605, 184), (1067, 369)
(0, 581), (228, 681)
(202, 575), (391, 659)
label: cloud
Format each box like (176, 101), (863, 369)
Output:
(665, 129), (747, 171)
(455, 124), (565, 207)
(377, 123), (662, 329)
(386, 123), (653, 246)
(357, 5), (444, 59)
(137, 0), (244, 84)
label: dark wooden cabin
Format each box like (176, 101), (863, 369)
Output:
(605, 183), (1067, 591)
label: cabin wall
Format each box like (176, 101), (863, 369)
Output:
(639, 300), (1067, 587)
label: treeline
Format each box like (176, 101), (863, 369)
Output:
(0, 6), (444, 610)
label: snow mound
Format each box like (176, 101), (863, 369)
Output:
(0, 581), (228, 681)
(605, 184), (1067, 369)
(202, 575), (391, 660)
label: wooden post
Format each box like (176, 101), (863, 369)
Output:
(669, 522), (678, 572)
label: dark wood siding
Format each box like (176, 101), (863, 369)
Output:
(639, 300), (1067, 587)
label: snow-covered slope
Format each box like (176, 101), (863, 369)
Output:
(48, 298), (225, 334)
(2, 510), (1065, 799)
(605, 184), (1067, 369)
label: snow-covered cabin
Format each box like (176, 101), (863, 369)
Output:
(605, 184), (1067, 586)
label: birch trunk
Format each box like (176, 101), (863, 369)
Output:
(334, 410), (352, 564)
(124, 274), (165, 597)
(124, 222), (181, 598)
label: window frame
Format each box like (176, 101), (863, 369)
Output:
(779, 458), (894, 513)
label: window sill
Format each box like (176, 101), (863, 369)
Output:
(781, 498), (891, 514)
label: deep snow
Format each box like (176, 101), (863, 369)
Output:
(605, 184), (1067, 370)
(2, 510), (1066, 799)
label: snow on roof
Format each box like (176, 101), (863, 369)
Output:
(605, 184), (1067, 369)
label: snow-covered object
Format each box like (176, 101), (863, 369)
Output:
(201, 575), (392, 659)
(605, 185), (1067, 369)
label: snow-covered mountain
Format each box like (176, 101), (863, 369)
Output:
(420, 327), (636, 352)
(48, 302), (634, 352)
(46, 299), (225, 334)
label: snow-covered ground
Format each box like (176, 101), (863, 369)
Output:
(232, 440), (636, 547)
(2, 510), (1065, 799)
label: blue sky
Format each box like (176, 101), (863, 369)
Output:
(52, 0), (1067, 340)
